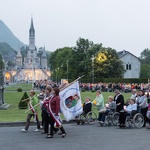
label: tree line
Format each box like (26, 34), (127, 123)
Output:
(0, 37), (150, 81)
(49, 37), (125, 82)
(49, 37), (150, 82)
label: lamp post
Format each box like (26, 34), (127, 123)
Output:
(55, 69), (57, 84)
(31, 59), (36, 89)
(91, 55), (95, 84)
(55, 68), (59, 84)
(3, 60), (8, 83)
(66, 60), (68, 82)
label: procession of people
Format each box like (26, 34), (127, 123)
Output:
(21, 84), (67, 138)
(20, 79), (150, 139)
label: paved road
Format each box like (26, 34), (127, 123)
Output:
(0, 123), (150, 150)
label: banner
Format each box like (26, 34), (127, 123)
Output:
(59, 81), (83, 121)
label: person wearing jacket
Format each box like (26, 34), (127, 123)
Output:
(146, 103), (150, 129)
(40, 86), (52, 134)
(21, 90), (40, 132)
(136, 90), (148, 127)
(114, 89), (124, 112)
(119, 99), (137, 128)
(92, 90), (105, 123)
(103, 96), (116, 123)
(46, 88), (66, 138)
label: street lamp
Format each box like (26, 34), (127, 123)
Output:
(91, 55), (95, 83)
(55, 68), (59, 84)
(66, 60), (68, 82)
(31, 59), (36, 89)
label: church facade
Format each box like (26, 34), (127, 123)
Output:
(5, 18), (50, 82)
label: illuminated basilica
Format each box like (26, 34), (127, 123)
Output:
(5, 18), (50, 82)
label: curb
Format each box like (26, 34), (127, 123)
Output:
(0, 120), (76, 127)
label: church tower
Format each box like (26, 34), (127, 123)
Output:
(16, 48), (22, 69)
(28, 17), (37, 58)
(41, 46), (47, 69)
(24, 17), (40, 68)
(29, 18), (35, 48)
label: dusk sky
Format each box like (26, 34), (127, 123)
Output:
(1, 0), (150, 57)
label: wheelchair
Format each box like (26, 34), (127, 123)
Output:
(125, 111), (144, 128)
(100, 111), (120, 126)
(76, 111), (97, 125)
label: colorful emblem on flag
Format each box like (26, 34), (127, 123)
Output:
(65, 94), (80, 108)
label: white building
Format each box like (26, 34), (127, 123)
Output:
(4, 18), (50, 82)
(118, 50), (140, 78)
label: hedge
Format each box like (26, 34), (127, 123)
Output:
(69, 78), (149, 84)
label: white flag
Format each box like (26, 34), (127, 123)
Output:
(59, 81), (83, 122)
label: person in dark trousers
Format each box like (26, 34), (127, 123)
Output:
(114, 89), (124, 113)
(136, 90), (148, 127)
(21, 90), (40, 132)
(46, 88), (66, 138)
(40, 86), (52, 134)
(77, 97), (92, 125)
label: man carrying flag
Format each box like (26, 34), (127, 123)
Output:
(21, 90), (40, 132)
(59, 81), (83, 122)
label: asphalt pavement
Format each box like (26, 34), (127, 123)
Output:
(0, 123), (150, 150)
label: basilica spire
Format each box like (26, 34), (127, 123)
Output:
(29, 17), (35, 36)
(29, 17), (35, 46)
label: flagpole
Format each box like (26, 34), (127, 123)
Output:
(24, 75), (84, 113)
(60, 75), (84, 91)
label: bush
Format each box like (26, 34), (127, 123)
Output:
(17, 88), (22, 92)
(81, 88), (86, 92)
(79, 78), (149, 84)
(91, 87), (95, 92)
(18, 92), (29, 109)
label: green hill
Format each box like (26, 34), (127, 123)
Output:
(0, 42), (16, 61)
(0, 20), (25, 50)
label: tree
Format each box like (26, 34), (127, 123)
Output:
(140, 64), (150, 78)
(0, 54), (4, 69)
(140, 48), (150, 78)
(18, 92), (29, 109)
(140, 48), (150, 64)
(72, 37), (102, 78)
(48, 37), (125, 80)
(7, 60), (15, 70)
(94, 48), (125, 78)
(49, 47), (73, 82)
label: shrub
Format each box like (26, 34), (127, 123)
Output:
(17, 88), (22, 92)
(91, 87), (95, 92)
(81, 88), (86, 92)
(18, 92), (29, 109)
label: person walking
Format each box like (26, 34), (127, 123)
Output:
(40, 86), (52, 134)
(46, 87), (66, 138)
(21, 90), (40, 132)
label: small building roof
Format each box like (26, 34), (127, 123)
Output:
(118, 50), (140, 60)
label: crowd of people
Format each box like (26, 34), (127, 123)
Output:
(21, 86), (66, 138)
(20, 79), (150, 139)
(90, 88), (150, 128)
(80, 82), (150, 93)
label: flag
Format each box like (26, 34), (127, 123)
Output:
(59, 81), (83, 122)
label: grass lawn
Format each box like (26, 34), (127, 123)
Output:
(5, 83), (32, 91)
(0, 90), (131, 123)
